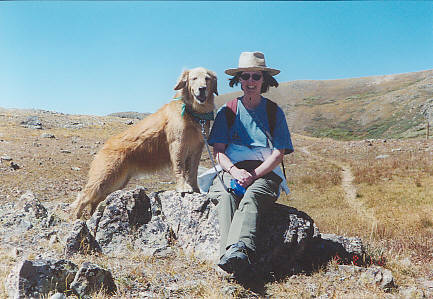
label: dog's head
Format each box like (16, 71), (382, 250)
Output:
(174, 67), (218, 113)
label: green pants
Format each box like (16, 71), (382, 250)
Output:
(208, 165), (281, 258)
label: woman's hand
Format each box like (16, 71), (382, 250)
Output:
(230, 167), (255, 188)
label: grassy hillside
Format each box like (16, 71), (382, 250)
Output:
(216, 69), (433, 140)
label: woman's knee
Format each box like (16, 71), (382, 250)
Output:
(216, 192), (237, 210)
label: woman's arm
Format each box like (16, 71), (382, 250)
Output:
(251, 148), (284, 180)
(213, 143), (253, 187)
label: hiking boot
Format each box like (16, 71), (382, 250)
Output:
(217, 241), (251, 275)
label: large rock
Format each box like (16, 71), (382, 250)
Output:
(70, 262), (117, 298)
(90, 187), (323, 276)
(86, 186), (370, 277)
(5, 259), (78, 298)
(152, 191), (220, 261)
(64, 220), (101, 256)
(87, 187), (169, 254)
(20, 116), (43, 129)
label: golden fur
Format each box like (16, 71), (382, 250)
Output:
(71, 67), (217, 218)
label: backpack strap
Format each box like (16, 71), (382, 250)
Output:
(265, 98), (278, 137)
(225, 98), (239, 129)
(224, 97), (287, 179)
(264, 98), (287, 179)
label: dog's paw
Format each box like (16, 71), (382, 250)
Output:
(176, 183), (194, 194)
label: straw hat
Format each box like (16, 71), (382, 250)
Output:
(225, 51), (280, 76)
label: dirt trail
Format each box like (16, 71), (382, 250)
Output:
(300, 147), (378, 228)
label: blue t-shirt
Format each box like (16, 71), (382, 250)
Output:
(208, 96), (294, 154)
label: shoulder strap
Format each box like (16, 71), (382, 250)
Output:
(265, 98), (278, 137)
(265, 98), (287, 179)
(225, 98), (238, 129)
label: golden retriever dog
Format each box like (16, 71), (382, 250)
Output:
(71, 67), (217, 218)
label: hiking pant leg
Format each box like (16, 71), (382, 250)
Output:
(208, 172), (239, 258)
(225, 176), (279, 253)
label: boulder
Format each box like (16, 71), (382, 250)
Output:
(90, 187), (325, 277)
(87, 187), (157, 254)
(70, 262), (117, 298)
(5, 259), (78, 298)
(64, 220), (101, 256)
(85, 186), (373, 278)
(20, 116), (43, 129)
(358, 266), (395, 291)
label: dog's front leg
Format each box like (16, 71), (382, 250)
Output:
(169, 141), (194, 193)
(186, 145), (203, 193)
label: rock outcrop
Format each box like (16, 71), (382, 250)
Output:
(76, 187), (364, 277)
(5, 259), (78, 299)
(5, 259), (116, 299)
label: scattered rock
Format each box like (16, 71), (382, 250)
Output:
(71, 167), (81, 171)
(392, 148), (402, 152)
(10, 247), (23, 258)
(20, 116), (43, 129)
(49, 293), (67, 299)
(108, 111), (149, 120)
(358, 266), (395, 291)
(1, 155), (12, 161)
(398, 286), (425, 298)
(41, 133), (55, 138)
(70, 262), (117, 298)
(5, 259), (78, 298)
(376, 154), (390, 159)
(64, 122), (84, 129)
(64, 220), (101, 256)
(60, 149), (71, 154)
(10, 161), (20, 170)
(125, 120), (134, 125)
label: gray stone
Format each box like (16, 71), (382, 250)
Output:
(398, 286), (425, 299)
(358, 266), (395, 292)
(41, 133), (55, 138)
(153, 191), (220, 262)
(86, 186), (371, 278)
(376, 154), (390, 159)
(5, 259), (78, 298)
(108, 111), (149, 120)
(70, 262), (117, 298)
(134, 215), (172, 256)
(10, 161), (20, 170)
(22, 196), (48, 219)
(64, 122), (84, 129)
(49, 293), (67, 299)
(20, 116), (43, 129)
(1, 155), (12, 161)
(150, 190), (322, 277)
(64, 220), (101, 256)
(87, 187), (152, 254)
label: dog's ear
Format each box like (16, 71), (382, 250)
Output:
(209, 71), (218, 96)
(174, 70), (189, 90)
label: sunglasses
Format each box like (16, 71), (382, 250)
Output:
(240, 73), (262, 81)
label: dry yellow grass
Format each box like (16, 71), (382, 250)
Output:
(1, 110), (432, 298)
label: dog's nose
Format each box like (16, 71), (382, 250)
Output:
(199, 87), (207, 97)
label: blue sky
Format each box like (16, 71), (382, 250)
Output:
(1, 2), (432, 116)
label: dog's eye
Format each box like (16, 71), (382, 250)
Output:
(205, 77), (211, 81)
(192, 77), (197, 81)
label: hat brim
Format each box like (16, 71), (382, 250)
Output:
(225, 67), (280, 76)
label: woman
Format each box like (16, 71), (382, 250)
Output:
(207, 51), (294, 281)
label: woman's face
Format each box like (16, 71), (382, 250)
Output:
(240, 71), (263, 97)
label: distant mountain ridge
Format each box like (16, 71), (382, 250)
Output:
(215, 69), (433, 140)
